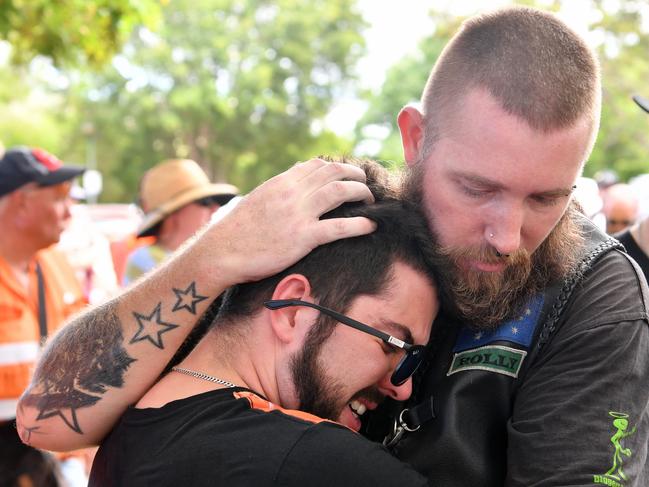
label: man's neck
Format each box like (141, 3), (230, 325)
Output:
(136, 328), (275, 409)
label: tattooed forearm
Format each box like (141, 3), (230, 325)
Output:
(172, 281), (208, 314)
(130, 302), (179, 349)
(22, 301), (136, 434)
(20, 283), (207, 437)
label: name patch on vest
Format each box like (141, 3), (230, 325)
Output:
(447, 345), (527, 378)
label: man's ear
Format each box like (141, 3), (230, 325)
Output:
(398, 105), (424, 167)
(267, 274), (317, 344)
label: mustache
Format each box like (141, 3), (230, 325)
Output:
(436, 243), (531, 268)
(351, 386), (384, 405)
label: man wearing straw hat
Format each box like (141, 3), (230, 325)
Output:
(123, 159), (239, 285)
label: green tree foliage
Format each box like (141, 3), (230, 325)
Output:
(589, 0), (649, 181)
(355, 0), (649, 182)
(353, 10), (462, 165)
(0, 0), (161, 66)
(61, 0), (365, 201)
(0, 57), (72, 154)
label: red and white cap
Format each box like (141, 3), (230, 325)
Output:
(0, 146), (84, 197)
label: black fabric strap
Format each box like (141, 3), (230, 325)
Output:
(35, 262), (48, 343)
(402, 396), (436, 427)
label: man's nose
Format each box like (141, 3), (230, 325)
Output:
(485, 204), (524, 256)
(378, 373), (412, 402)
(62, 199), (72, 220)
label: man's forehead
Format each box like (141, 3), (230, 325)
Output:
(376, 319), (415, 344)
(25, 181), (72, 198)
(373, 296), (435, 346)
(365, 261), (436, 345)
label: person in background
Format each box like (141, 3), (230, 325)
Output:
(123, 159), (238, 286)
(602, 183), (639, 234)
(615, 95), (649, 279)
(0, 147), (87, 486)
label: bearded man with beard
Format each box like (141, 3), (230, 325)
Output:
(363, 7), (648, 487)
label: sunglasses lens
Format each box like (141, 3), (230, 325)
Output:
(390, 347), (425, 386)
(195, 197), (214, 207)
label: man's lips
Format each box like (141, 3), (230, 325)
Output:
(337, 399), (378, 432)
(466, 259), (506, 273)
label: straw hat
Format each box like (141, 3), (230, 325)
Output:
(137, 158), (239, 237)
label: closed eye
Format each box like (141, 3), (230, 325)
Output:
(461, 184), (493, 198)
(529, 194), (563, 207)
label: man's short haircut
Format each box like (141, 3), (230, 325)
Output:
(421, 7), (601, 152)
(217, 158), (438, 329)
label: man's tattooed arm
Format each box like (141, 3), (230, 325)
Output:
(16, 159), (377, 451)
(16, 280), (210, 451)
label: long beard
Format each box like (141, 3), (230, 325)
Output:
(403, 165), (585, 330)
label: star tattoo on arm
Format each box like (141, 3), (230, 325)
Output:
(172, 281), (208, 314)
(130, 303), (179, 349)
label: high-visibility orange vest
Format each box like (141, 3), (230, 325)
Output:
(0, 246), (86, 420)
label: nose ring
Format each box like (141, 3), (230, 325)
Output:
(489, 233), (494, 238)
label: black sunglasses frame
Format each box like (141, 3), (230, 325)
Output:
(194, 194), (237, 208)
(264, 299), (426, 386)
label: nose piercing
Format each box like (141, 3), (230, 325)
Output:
(489, 233), (494, 238)
(495, 250), (510, 258)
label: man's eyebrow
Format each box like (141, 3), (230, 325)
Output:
(451, 171), (574, 197)
(532, 187), (575, 198)
(377, 320), (415, 345)
(451, 171), (505, 191)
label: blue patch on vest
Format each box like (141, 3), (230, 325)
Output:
(453, 294), (544, 352)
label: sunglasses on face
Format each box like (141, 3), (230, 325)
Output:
(607, 219), (634, 227)
(264, 299), (426, 386)
(194, 196), (219, 208)
(194, 194), (237, 208)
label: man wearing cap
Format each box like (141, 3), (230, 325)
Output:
(122, 159), (238, 286)
(0, 147), (87, 485)
(614, 95), (649, 280)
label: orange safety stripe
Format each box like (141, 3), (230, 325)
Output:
(0, 362), (32, 399)
(232, 390), (352, 431)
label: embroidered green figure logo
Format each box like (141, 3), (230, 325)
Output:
(593, 412), (637, 487)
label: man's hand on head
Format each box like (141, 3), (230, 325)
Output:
(204, 158), (377, 284)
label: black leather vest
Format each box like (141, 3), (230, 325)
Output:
(364, 217), (623, 486)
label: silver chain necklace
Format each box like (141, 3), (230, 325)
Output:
(171, 366), (237, 388)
